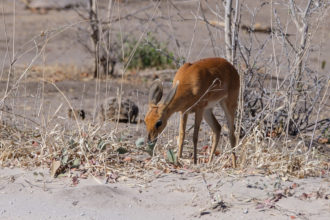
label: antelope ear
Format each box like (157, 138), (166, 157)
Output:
(161, 80), (179, 106)
(148, 79), (163, 105)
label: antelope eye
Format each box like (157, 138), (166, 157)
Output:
(155, 120), (162, 129)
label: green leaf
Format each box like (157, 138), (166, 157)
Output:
(97, 140), (106, 151)
(68, 139), (78, 149)
(321, 60), (326, 69)
(61, 155), (69, 165)
(72, 158), (81, 168)
(135, 137), (145, 148)
(147, 142), (155, 156)
(167, 149), (177, 164)
(116, 147), (128, 154)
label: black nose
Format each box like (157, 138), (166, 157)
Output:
(147, 136), (157, 146)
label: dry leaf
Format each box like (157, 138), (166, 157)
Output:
(72, 176), (79, 186)
(105, 173), (118, 184)
(123, 156), (132, 162)
(80, 173), (88, 179)
(299, 193), (312, 200)
(202, 145), (209, 151)
(50, 160), (61, 178)
(290, 183), (298, 189)
(318, 138), (329, 144)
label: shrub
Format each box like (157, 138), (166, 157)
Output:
(123, 34), (175, 70)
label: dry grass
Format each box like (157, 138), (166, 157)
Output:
(0, 0), (329, 182)
(0, 112), (328, 181)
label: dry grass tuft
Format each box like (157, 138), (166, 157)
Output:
(0, 118), (328, 181)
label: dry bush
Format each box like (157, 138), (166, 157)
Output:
(0, 0), (329, 180)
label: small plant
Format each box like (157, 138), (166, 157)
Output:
(123, 34), (175, 70)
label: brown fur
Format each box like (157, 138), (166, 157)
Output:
(145, 57), (240, 167)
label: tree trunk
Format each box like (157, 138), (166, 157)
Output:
(225, 0), (233, 63)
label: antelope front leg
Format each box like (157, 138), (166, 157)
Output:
(193, 110), (203, 164)
(178, 113), (188, 159)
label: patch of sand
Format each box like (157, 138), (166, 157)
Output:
(0, 168), (329, 219)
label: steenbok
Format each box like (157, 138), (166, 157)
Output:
(145, 57), (240, 167)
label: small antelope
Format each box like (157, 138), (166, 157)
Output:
(145, 57), (240, 167)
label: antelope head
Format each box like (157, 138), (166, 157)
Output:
(145, 80), (179, 145)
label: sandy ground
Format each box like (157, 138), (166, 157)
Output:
(0, 167), (329, 220)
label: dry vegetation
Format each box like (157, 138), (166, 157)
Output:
(0, 0), (329, 183)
